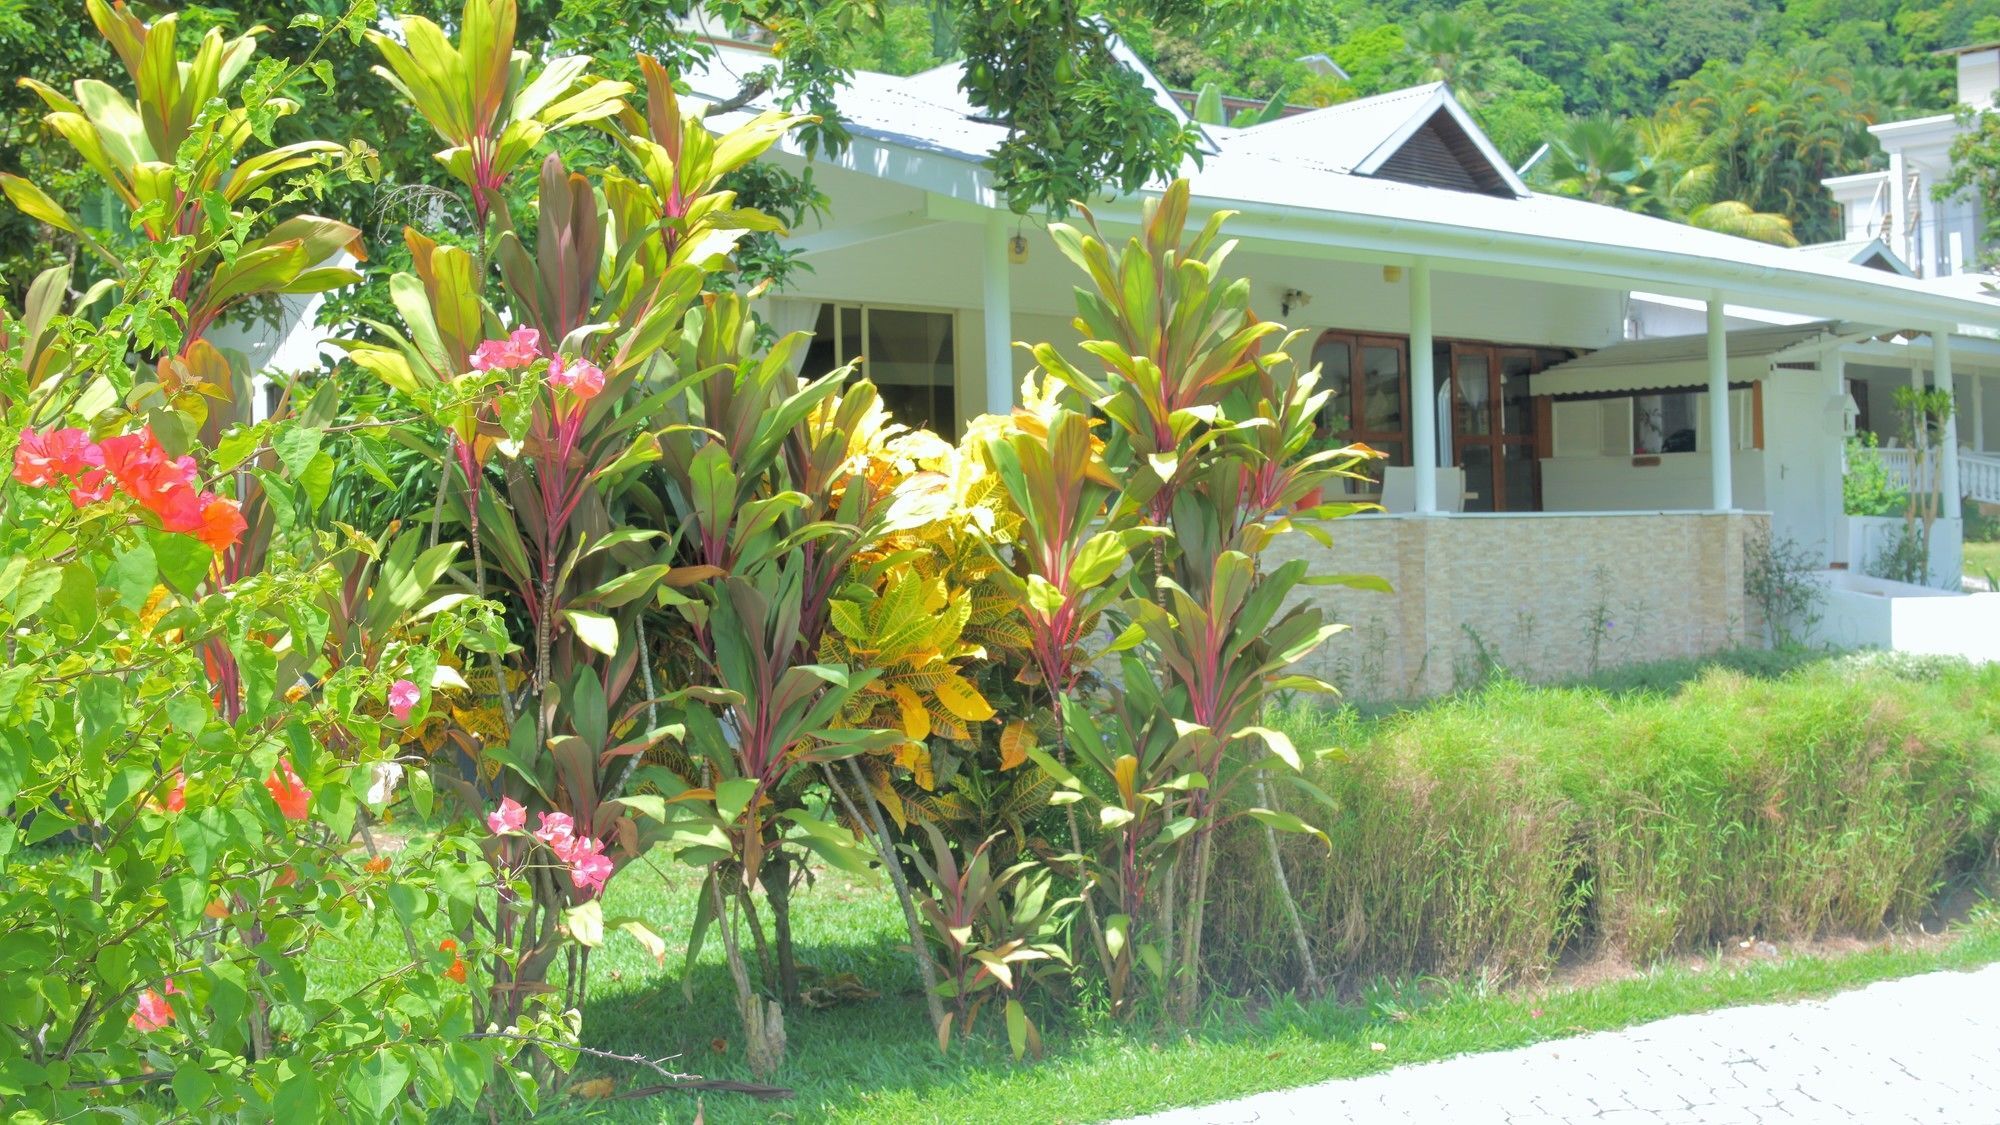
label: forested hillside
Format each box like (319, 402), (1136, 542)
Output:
(853, 0), (2000, 245)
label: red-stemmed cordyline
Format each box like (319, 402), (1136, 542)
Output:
(1008, 180), (1380, 1021)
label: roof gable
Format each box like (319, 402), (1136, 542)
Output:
(1350, 89), (1526, 197)
(1224, 84), (1525, 198)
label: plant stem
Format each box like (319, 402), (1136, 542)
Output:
(1254, 774), (1321, 996)
(824, 761), (945, 1032)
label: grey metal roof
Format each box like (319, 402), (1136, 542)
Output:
(1543, 322), (1847, 372)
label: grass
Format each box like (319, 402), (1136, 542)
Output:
(326, 863), (2000, 1124)
(1966, 538), (2000, 585)
(320, 650), (2000, 1123)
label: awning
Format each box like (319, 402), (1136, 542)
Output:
(1531, 322), (1860, 396)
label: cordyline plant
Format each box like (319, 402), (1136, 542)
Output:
(1019, 180), (1382, 1021)
(351, 0), (908, 1084)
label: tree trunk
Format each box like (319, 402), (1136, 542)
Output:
(710, 870), (784, 1078)
(761, 850), (801, 1008)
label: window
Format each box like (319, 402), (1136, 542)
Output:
(1550, 387), (1760, 457)
(801, 304), (958, 437)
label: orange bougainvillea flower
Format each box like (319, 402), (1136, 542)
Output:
(263, 757), (311, 820)
(364, 855), (391, 875)
(195, 494), (247, 552)
(439, 938), (467, 982)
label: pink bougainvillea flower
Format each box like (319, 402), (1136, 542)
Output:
(15, 427), (104, 488)
(194, 494), (247, 553)
(533, 811), (576, 856)
(68, 468), (113, 507)
(469, 327), (544, 372)
(130, 986), (175, 1032)
(566, 836), (614, 897)
(547, 354), (606, 403)
(487, 797), (526, 835)
(163, 771), (186, 814)
(263, 757), (312, 821)
(387, 678), (421, 722)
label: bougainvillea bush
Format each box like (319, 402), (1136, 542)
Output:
(1, 0), (1377, 1113)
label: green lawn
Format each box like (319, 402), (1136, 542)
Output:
(323, 849), (2000, 1125)
(1966, 538), (2000, 585)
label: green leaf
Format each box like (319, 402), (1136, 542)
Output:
(149, 529), (213, 595)
(566, 899), (605, 947)
(1004, 997), (1029, 1060)
(346, 1047), (414, 1122)
(564, 610), (619, 656)
(271, 424), (323, 478)
(1246, 807), (1329, 846)
(1240, 726), (1301, 771)
(107, 542), (158, 611)
(1026, 574), (1066, 617)
(47, 563), (96, 634)
(715, 777), (758, 824)
(78, 675), (124, 757)
(613, 917), (668, 964)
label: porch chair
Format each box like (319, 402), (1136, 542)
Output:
(1378, 466), (1467, 514)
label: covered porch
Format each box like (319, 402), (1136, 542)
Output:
(691, 47), (2000, 687)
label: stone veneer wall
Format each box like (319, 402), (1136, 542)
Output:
(1264, 511), (1767, 701)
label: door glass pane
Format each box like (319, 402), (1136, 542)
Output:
(1310, 338), (1352, 437)
(1502, 443), (1537, 512)
(1500, 352), (1535, 435)
(1360, 345), (1404, 433)
(1455, 352), (1491, 436)
(840, 306), (863, 366)
(1459, 446), (1494, 512)
(801, 303), (839, 379)
(866, 308), (955, 436)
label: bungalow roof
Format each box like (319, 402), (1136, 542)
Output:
(681, 45), (2000, 332)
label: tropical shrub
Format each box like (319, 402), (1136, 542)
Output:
(0, 11), (523, 1113)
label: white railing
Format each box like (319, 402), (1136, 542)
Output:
(1871, 447), (2000, 504)
(1874, 447), (1935, 496)
(1967, 451), (2000, 505)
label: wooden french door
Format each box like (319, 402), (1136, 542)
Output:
(1449, 343), (1539, 511)
(1310, 332), (1409, 486)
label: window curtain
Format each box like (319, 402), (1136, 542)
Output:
(758, 296), (823, 377)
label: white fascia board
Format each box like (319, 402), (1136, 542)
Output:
(1349, 87), (1531, 198)
(1869, 114), (1963, 152)
(1101, 198), (2000, 332)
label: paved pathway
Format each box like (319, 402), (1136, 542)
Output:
(1126, 963), (2000, 1124)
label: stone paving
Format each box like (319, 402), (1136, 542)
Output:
(1124, 963), (2000, 1124)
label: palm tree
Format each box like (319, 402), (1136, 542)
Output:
(1542, 113), (1800, 246)
(1543, 115), (1663, 210)
(1404, 9), (1496, 101)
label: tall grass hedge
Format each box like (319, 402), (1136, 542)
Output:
(1203, 654), (2000, 991)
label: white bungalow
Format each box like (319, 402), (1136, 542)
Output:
(671, 40), (2000, 691)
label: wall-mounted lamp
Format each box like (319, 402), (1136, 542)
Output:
(1008, 233), (1029, 264)
(1280, 287), (1312, 317)
(1381, 265), (1404, 284)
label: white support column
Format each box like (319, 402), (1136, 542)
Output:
(982, 212), (1014, 417)
(1936, 330), (1961, 520)
(1825, 350), (1847, 567)
(1706, 295), (1733, 511)
(1409, 261), (1437, 515)
(1974, 372), (1987, 453)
